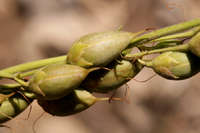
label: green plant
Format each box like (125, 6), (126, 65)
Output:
(0, 18), (200, 124)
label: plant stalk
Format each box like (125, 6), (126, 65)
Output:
(0, 56), (66, 74)
(130, 18), (200, 46)
(125, 43), (189, 59)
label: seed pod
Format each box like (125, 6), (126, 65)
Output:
(66, 31), (137, 68)
(82, 60), (143, 93)
(28, 64), (99, 100)
(37, 90), (97, 116)
(139, 51), (200, 80)
(74, 90), (97, 106)
(0, 94), (31, 123)
(189, 32), (200, 57)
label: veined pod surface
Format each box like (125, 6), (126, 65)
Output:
(37, 90), (97, 116)
(189, 32), (200, 57)
(0, 94), (31, 123)
(28, 64), (99, 100)
(66, 31), (137, 68)
(139, 51), (200, 80)
(82, 60), (143, 93)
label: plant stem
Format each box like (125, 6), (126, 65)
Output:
(150, 26), (200, 43)
(0, 55), (66, 74)
(0, 84), (21, 89)
(125, 43), (189, 59)
(130, 18), (200, 46)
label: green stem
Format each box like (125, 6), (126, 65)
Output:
(1, 55), (66, 74)
(125, 43), (189, 59)
(150, 26), (200, 43)
(17, 70), (38, 78)
(129, 18), (200, 47)
(0, 83), (21, 89)
(0, 83), (21, 93)
(138, 40), (182, 51)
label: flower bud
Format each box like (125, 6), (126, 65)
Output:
(66, 31), (136, 68)
(37, 90), (96, 116)
(139, 51), (200, 80)
(28, 64), (99, 100)
(82, 60), (143, 93)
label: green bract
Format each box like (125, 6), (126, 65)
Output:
(28, 64), (98, 100)
(189, 32), (200, 57)
(139, 51), (200, 80)
(66, 31), (137, 68)
(82, 60), (143, 93)
(37, 90), (96, 116)
(0, 94), (31, 123)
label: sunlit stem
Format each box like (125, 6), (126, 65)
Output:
(150, 26), (200, 43)
(1, 55), (66, 74)
(0, 83), (21, 89)
(125, 43), (189, 60)
(129, 18), (200, 47)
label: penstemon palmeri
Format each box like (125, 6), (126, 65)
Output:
(0, 19), (200, 123)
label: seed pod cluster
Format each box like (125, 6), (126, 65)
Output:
(2, 28), (200, 123)
(29, 30), (200, 118)
(24, 31), (145, 117)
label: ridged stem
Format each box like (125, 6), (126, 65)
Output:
(125, 18), (200, 49)
(125, 43), (189, 59)
(150, 26), (200, 43)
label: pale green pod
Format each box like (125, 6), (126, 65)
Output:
(0, 94), (31, 123)
(66, 31), (137, 68)
(37, 90), (96, 116)
(82, 60), (143, 93)
(139, 51), (200, 80)
(28, 64), (98, 100)
(74, 90), (97, 106)
(189, 32), (200, 57)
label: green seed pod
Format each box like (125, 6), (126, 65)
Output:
(37, 90), (97, 116)
(82, 60), (143, 93)
(189, 32), (200, 57)
(0, 94), (31, 123)
(28, 64), (99, 100)
(66, 31), (137, 68)
(74, 90), (97, 106)
(139, 51), (200, 80)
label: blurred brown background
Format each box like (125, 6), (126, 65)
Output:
(0, 0), (200, 133)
